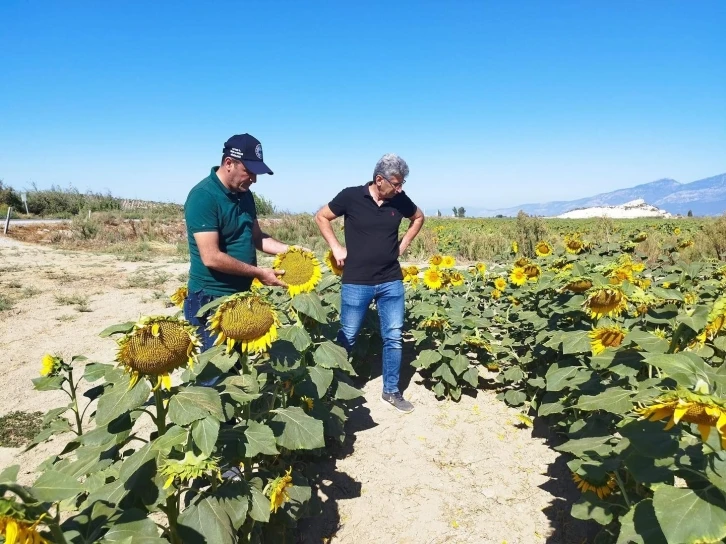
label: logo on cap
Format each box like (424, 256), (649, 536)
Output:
(229, 148), (243, 159)
(255, 144), (263, 159)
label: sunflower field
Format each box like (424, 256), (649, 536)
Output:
(5, 227), (726, 542)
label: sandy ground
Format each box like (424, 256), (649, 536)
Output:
(0, 235), (593, 544)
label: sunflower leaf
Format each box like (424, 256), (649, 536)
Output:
(291, 293), (328, 323)
(561, 331), (591, 354)
(102, 509), (168, 543)
(432, 362), (457, 386)
(98, 321), (136, 337)
(411, 349), (441, 369)
(307, 366), (334, 398)
(314, 342), (355, 375)
(279, 325), (312, 351)
(615, 499), (667, 544)
(0, 465), (19, 484)
(243, 421), (279, 458)
(249, 486), (271, 523)
(577, 387), (634, 414)
(95, 377), (151, 427)
(178, 496), (236, 544)
(571, 496), (613, 525)
(32, 470), (84, 501)
(83, 362), (114, 382)
(192, 416), (220, 457)
(333, 380), (364, 401)
(449, 354), (470, 376)
(32, 375), (65, 391)
(168, 387), (224, 426)
(270, 407), (325, 450)
(653, 484), (726, 544)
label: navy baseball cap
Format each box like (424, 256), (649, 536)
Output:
(222, 133), (274, 175)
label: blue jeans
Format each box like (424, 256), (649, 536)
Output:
(336, 280), (405, 394)
(184, 289), (222, 386)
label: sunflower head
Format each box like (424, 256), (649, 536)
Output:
(633, 232), (648, 243)
(491, 289), (502, 300)
(170, 285), (188, 308)
(273, 247), (323, 296)
(429, 255), (443, 266)
(208, 292), (280, 354)
(40, 354), (62, 377)
(324, 249), (343, 276)
(583, 287), (628, 320)
(572, 472), (617, 499)
(494, 277), (507, 291)
(564, 278), (593, 293)
(423, 268), (444, 290)
(475, 262), (487, 274)
(449, 271), (465, 287)
(523, 264), (541, 281)
(564, 235), (585, 254)
(535, 240), (553, 257)
(420, 315), (449, 330)
(464, 335), (490, 350)
(589, 325), (627, 355)
(440, 255), (456, 268)
(116, 316), (201, 389)
(510, 267), (528, 287)
(267, 467), (294, 513)
(406, 265), (420, 277)
(678, 239), (694, 249)
(511, 241), (519, 254)
(160, 451), (222, 490)
(673, 226), (682, 235)
(0, 502), (50, 544)
(514, 257), (530, 268)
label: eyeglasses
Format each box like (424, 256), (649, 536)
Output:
(380, 175), (406, 190)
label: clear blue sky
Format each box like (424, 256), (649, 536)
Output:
(1, 1), (724, 215)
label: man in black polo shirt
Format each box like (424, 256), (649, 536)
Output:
(315, 153), (425, 413)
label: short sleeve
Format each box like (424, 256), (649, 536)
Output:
(328, 188), (349, 217)
(397, 192), (417, 218)
(185, 188), (219, 233)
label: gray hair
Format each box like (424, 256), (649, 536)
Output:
(372, 153), (409, 182)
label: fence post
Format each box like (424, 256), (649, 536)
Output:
(3, 207), (11, 234)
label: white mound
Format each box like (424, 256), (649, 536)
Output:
(556, 199), (672, 219)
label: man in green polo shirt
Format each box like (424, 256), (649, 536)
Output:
(183, 133), (291, 351)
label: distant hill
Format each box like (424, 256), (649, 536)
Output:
(473, 173), (726, 217)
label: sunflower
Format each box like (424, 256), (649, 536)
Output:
(583, 287), (628, 320)
(678, 239), (694, 249)
(301, 396), (314, 411)
(476, 262), (487, 274)
(251, 277), (264, 290)
(273, 247), (322, 296)
(429, 255), (443, 266)
(464, 336), (490, 350)
(632, 277), (651, 289)
(268, 467), (294, 513)
(440, 255), (456, 268)
(423, 268), (444, 290)
(572, 472), (617, 499)
(589, 325), (627, 355)
(673, 227), (682, 235)
(40, 354), (61, 377)
(510, 267), (527, 287)
(324, 249), (343, 276)
(116, 316), (201, 390)
(0, 511), (50, 544)
(494, 277), (507, 291)
(564, 236), (585, 254)
(406, 265), (420, 277)
(683, 292), (698, 305)
(636, 389), (726, 445)
(564, 279), (593, 293)
(514, 257), (530, 268)
(160, 451), (222, 490)
(420, 315), (449, 330)
(633, 232), (648, 243)
(170, 285), (188, 308)
(409, 276), (420, 286)
(449, 271), (465, 287)
(208, 292), (280, 354)
(511, 241), (519, 254)
(535, 241), (553, 257)
(491, 289), (502, 300)
(609, 266), (633, 285)
(523, 264), (541, 281)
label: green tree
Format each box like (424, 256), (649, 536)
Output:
(457, 207), (466, 218)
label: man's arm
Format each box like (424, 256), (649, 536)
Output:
(252, 220), (289, 255)
(194, 231), (286, 287)
(399, 207), (425, 256)
(314, 205), (347, 267)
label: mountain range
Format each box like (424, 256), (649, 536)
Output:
(468, 172), (726, 217)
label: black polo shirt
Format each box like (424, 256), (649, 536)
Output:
(328, 184), (417, 285)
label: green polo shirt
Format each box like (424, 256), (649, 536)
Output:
(185, 167), (257, 296)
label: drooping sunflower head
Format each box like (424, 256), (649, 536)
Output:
(268, 467), (294, 513)
(535, 240), (553, 257)
(589, 325), (628, 355)
(523, 264), (541, 281)
(40, 353), (61, 377)
(324, 249), (343, 276)
(494, 277), (507, 291)
(510, 267), (528, 287)
(564, 278), (593, 293)
(429, 255), (443, 266)
(423, 268), (444, 290)
(633, 232), (648, 243)
(406, 265), (420, 277)
(116, 316), (201, 389)
(160, 451), (222, 490)
(636, 389), (726, 445)
(632, 277), (652, 289)
(572, 472), (617, 499)
(678, 239), (694, 249)
(583, 287), (628, 320)
(170, 285), (188, 309)
(0, 502), (50, 544)
(440, 255), (456, 268)
(464, 335), (490, 350)
(564, 235), (584, 254)
(420, 314), (450, 330)
(208, 292), (280, 354)
(514, 257), (530, 268)
(449, 271), (465, 287)
(273, 247), (323, 296)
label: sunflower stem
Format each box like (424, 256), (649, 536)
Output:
(613, 470), (631, 509)
(154, 388), (181, 544)
(67, 368), (83, 435)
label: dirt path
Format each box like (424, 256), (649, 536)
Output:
(0, 236), (591, 544)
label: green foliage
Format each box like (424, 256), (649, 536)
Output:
(253, 192), (275, 216)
